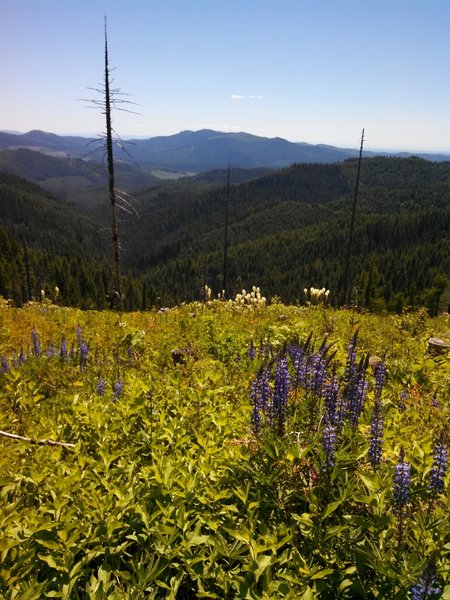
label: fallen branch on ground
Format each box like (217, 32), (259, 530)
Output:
(0, 429), (76, 448)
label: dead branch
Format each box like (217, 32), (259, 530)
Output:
(0, 430), (76, 449)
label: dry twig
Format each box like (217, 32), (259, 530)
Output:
(0, 430), (76, 449)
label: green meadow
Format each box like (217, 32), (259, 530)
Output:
(0, 297), (449, 598)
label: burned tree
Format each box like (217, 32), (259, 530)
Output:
(222, 163), (231, 298)
(83, 18), (139, 310)
(103, 21), (121, 307)
(341, 128), (365, 306)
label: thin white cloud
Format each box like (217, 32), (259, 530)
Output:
(231, 94), (263, 100)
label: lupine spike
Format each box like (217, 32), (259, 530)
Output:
(323, 374), (339, 425)
(393, 447), (411, 513)
(113, 379), (124, 400)
(347, 370), (368, 428)
(322, 424), (337, 472)
(310, 352), (327, 398)
(250, 369), (266, 434)
(368, 398), (383, 469)
(374, 361), (386, 403)
(429, 439), (448, 495)
(31, 327), (42, 357)
(46, 343), (56, 358)
(1, 354), (10, 373)
(80, 341), (89, 371)
(272, 354), (290, 436)
(96, 376), (105, 397)
(60, 337), (68, 362)
(399, 388), (408, 411)
(410, 562), (441, 599)
(431, 390), (439, 408)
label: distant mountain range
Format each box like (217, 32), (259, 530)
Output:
(1, 129), (449, 174)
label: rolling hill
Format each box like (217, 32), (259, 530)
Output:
(2, 129), (449, 174)
(0, 154), (448, 312)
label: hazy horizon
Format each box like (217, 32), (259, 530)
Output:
(2, 126), (449, 156)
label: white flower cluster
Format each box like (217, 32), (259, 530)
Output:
(204, 285), (212, 301)
(203, 285), (266, 309)
(303, 287), (331, 305)
(233, 286), (266, 307)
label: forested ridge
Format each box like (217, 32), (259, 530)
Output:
(0, 156), (448, 313)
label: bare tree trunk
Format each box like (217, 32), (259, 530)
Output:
(222, 163), (231, 298)
(104, 19), (122, 310)
(342, 128), (365, 306)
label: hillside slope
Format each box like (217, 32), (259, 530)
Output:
(0, 157), (448, 312)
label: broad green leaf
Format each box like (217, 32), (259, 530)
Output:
(311, 568), (334, 580)
(38, 554), (66, 571)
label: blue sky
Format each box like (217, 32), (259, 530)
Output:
(2, 0), (449, 151)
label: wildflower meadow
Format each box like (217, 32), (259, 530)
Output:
(0, 295), (449, 598)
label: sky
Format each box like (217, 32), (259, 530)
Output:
(1, 0), (449, 152)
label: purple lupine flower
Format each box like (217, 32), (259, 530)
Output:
(1, 354), (10, 373)
(60, 337), (68, 362)
(127, 347), (133, 365)
(399, 388), (408, 411)
(322, 424), (337, 472)
(76, 325), (82, 344)
(367, 361), (385, 469)
(393, 448), (411, 513)
(431, 391), (439, 408)
(250, 363), (274, 432)
(342, 334), (368, 428)
(410, 562), (441, 599)
(80, 340), (89, 371)
(429, 441), (448, 494)
(310, 352), (327, 398)
(374, 361), (386, 402)
(334, 391), (347, 429)
(18, 349), (25, 365)
(31, 327), (42, 357)
(96, 376), (105, 397)
(323, 375), (339, 425)
(259, 367), (272, 419)
(248, 341), (256, 360)
(347, 371), (368, 428)
(291, 346), (302, 389)
(113, 379), (123, 400)
(46, 343), (56, 358)
(295, 354), (310, 391)
(368, 399), (383, 469)
(272, 355), (290, 436)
